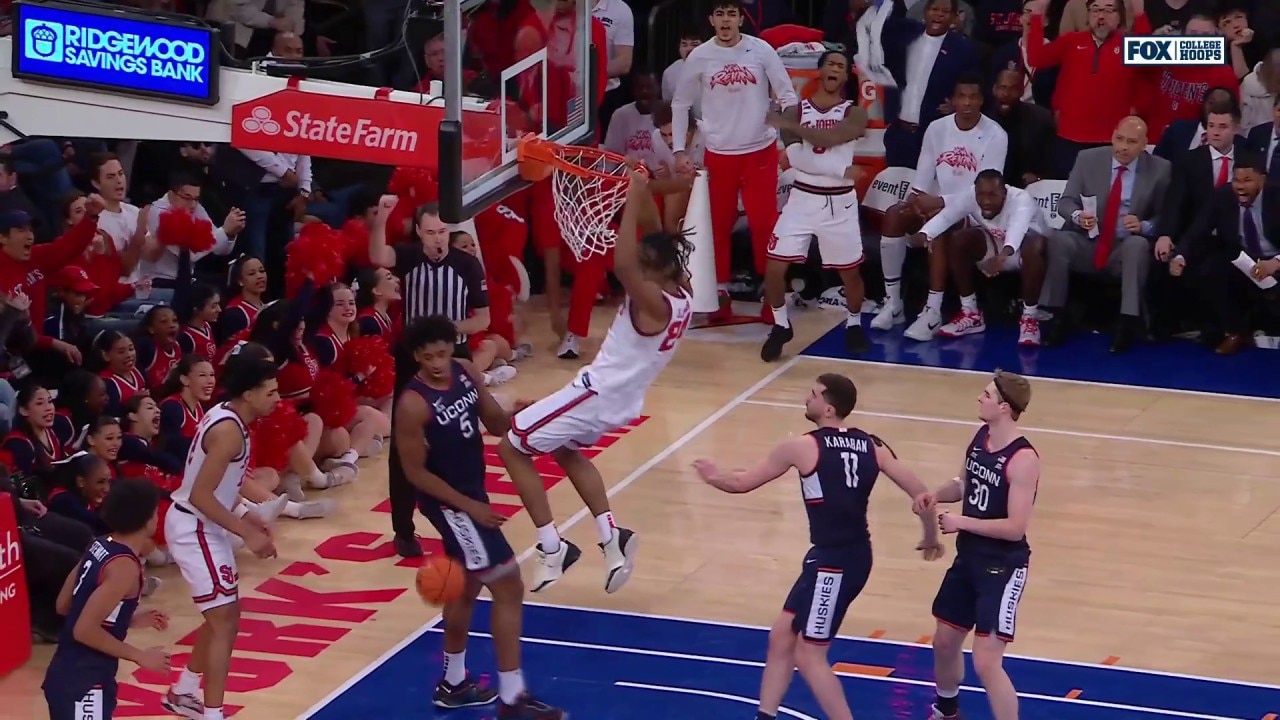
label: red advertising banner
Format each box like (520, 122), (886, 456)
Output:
(0, 493), (32, 677)
(230, 77), (503, 168)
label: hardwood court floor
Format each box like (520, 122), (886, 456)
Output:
(5, 305), (1280, 718)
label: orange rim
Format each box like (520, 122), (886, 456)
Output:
(517, 134), (639, 181)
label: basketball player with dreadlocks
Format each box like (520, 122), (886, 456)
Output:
(497, 168), (693, 595)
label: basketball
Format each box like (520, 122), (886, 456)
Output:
(416, 556), (465, 606)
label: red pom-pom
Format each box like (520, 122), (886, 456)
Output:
(387, 167), (438, 202)
(250, 401), (308, 471)
(340, 219), (372, 267)
(156, 208), (216, 253)
(310, 369), (357, 429)
(343, 336), (394, 398)
(285, 223), (347, 295)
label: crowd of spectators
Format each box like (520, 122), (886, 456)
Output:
(2, 0), (1278, 654)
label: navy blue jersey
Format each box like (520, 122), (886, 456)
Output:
(957, 425), (1035, 562)
(44, 537), (143, 684)
(407, 362), (488, 507)
(800, 427), (882, 548)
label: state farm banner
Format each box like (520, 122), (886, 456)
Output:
(231, 78), (503, 169)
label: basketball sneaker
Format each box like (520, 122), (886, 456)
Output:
(760, 324), (793, 362)
(161, 689), (204, 719)
(904, 305), (943, 341)
(532, 540), (581, 592)
(433, 677), (498, 708)
(937, 309), (986, 339)
(869, 301), (905, 330)
(498, 693), (567, 719)
(930, 703), (962, 719)
(601, 527), (638, 593)
(845, 324), (870, 354)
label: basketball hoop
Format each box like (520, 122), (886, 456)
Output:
(517, 135), (644, 262)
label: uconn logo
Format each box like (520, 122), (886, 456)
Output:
(433, 387), (480, 427)
(965, 456), (1003, 487)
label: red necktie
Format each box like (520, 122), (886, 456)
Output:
(1095, 165), (1127, 269)
(1215, 156), (1229, 187)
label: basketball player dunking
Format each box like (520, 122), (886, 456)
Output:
(922, 371), (1040, 720)
(43, 479), (170, 720)
(395, 315), (566, 719)
(161, 355), (281, 720)
(761, 49), (871, 362)
(694, 373), (942, 720)
(497, 169), (693, 594)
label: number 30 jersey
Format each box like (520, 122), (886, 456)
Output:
(800, 427), (883, 548)
(958, 424), (1035, 562)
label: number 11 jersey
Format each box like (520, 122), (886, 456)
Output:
(801, 427), (883, 548)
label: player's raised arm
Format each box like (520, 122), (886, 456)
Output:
(189, 421), (272, 556)
(611, 169), (670, 319)
(873, 437), (944, 559)
(941, 449), (1039, 540)
(394, 389), (491, 515)
(693, 436), (807, 494)
(769, 105), (868, 150)
(458, 359), (512, 435)
(71, 557), (169, 672)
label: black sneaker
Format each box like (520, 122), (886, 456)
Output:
(844, 324), (870, 354)
(760, 324), (794, 362)
(395, 533), (424, 558)
(498, 693), (567, 719)
(433, 677), (498, 708)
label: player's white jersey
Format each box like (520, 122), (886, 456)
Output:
(169, 402), (251, 519)
(574, 288), (692, 403)
(921, 185), (1046, 253)
(790, 99), (858, 189)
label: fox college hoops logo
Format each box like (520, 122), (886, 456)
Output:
(709, 63), (758, 89)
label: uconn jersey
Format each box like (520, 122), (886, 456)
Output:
(43, 537), (143, 719)
(784, 427), (881, 644)
(408, 362), (515, 574)
(932, 424), (1036, 642)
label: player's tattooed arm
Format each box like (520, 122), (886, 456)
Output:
(769, 106), (869, 149)
(458, 359), (512, 434)
(773, 103), (804, 147)
(693, 436), (805, 493)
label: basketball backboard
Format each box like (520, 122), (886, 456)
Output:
(437, 0), (596, 222)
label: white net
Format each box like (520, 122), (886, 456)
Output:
(549, 148), (633, 261)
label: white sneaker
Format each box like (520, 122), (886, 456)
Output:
(601, 528), (638, 594)
(1018, 314), (1042, 347)
(311, 465), (357, 488)
(937, 309), (986, 338)
(870, 301), (905, 330)
(279, 472), (306, 502)
(142, 576), (162, 596)
(557, 334), (580, 359)
(248, 494), (289, 524)
(286, 499), (336, 519)
(162, 689), (204, 719)
(904, 306), (943, 341)
(532, 540), (581, 593)
(485, 365), (517, 386)
(145, 548), (173, 566)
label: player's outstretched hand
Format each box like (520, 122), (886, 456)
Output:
(911, 492), (936, 515)
(132, 608), (170, 631)
(246, 527), (278, 559)
(938, 511), (961, 534)
(916, 540), (945, 562)
(466, 501), (507, 528)
(137, 646), (172, 673)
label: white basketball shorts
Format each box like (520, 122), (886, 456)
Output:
(979, 228), (1023, 272)
(507, 383), (622, 455)
(165, 504), (240, 612)
(768, 186), (864, 269)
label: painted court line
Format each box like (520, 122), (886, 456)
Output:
(428, 628), (1236, 720)
(614, 682), (819, 720)
(297, 357), (804, 718)
(795, 354), (1280, 405)
(522, 600), (1280, 692)
(739, 399), (1280, 458)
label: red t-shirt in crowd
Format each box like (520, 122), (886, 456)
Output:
(0, 216), (97, 348)
(1137, 65), (1240, 140)
(468, 0), (536, 79)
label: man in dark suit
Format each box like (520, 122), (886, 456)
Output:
(1151, 100), (1248, 337)
(1152, 87), (1241, 164)
(881, 0), (979, 169)
(1245, 95), (1280, 174)
(1168, 153), (1280, 354)
(1041, 116), (1172, 352)
(987, 67), (1057, 184)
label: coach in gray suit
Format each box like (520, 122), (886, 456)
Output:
(1041, 116), (1171, 352)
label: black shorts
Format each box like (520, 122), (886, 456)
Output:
(45, 683), (116, 720)
(453, 342), (472, 360)
(931, 554), (1029, 642)
(782, 544), (873, 644)
(420, 501), (515, 575)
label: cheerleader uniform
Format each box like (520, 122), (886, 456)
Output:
(100, 367), (147, 417)
(309, 324), (348, 369)
(218, 296), (262, 342)
(179, 322), (218, 361)
(44, 487), (108, 535)
(157, 394), (204, 463)
(135, 336), (182, 392)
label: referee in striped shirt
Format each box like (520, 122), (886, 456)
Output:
(368, 195), (490, 557)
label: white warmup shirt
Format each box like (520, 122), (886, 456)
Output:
(671, 34), (798, 155)
(912, 113), (1008, 197)
(921, 185), (1046, 254)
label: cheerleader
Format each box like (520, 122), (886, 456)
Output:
(353, 266), (400, 341)
(53, 369), (109, 450)
(91, 330), (147, 416)
(155, 355), (212, 462)
(177, 283), (221, 361)
(2, 383), (71, 498)
(224, 342), (344, 510)
(449, 231), (517, 385)
(133, 305), (183, 392)
(119, 395), (184, 477)
(307, 283), (393, 443)
(44, 452), (110, 536)
(217, 254), (268, 342)
(82, 415), (123, 471)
